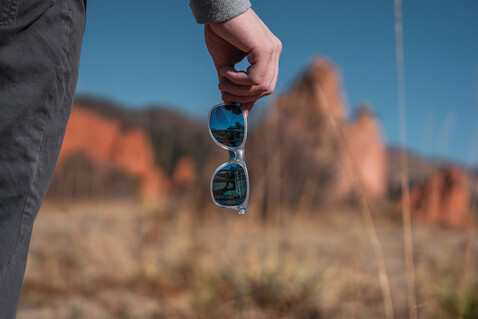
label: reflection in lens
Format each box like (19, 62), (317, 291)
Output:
(210, 105), (245, 148)
(212, 163), (247, 206)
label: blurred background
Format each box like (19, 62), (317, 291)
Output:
(18, 0), (478, 318)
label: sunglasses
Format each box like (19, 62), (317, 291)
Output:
(208, 103), (249, 214)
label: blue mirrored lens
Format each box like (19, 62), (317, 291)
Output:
(210, 105), (245, 148)
(212, 163), (247, 206)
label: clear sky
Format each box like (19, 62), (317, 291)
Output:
(76, 0), (478, 165)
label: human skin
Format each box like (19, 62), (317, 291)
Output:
(205, 8), (282, 115)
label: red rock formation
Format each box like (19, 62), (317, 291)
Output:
(249, 57), (387, 207)
(409, 167), (472, 228)
(306, 58), (345, 121)
(171, 156), (197, 188)
(338, 107), (387, 199)
(58, 106), (170, 199)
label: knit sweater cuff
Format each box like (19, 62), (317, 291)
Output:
(190, 0), (251, 24)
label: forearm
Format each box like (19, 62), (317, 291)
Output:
(189, 0), (251, 24)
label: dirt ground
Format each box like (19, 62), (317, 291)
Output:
(17, 201), (478, 319)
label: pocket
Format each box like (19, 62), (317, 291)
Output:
(0, 0), (54, 37)
(0, 0), (19, 26)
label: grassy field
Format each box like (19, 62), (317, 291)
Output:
(18, 200), (478, 319)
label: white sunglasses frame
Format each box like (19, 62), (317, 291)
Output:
(208, 103), (250, 215)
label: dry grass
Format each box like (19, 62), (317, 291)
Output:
(17, 200), (478, 319)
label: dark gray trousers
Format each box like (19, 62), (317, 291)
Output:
(0, 0), (85, 317)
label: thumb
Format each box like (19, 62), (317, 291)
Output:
(220, 66), (256, 85)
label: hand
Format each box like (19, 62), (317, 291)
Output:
(205, 9), (282, 115)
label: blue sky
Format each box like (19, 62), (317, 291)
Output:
(76, 0), (478, 165)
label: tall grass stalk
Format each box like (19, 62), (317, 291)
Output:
(458, 81), (478, 319)
(458, 214), (476, 319)
(393, 0), (417, 317)
(315, 86), (394, 319)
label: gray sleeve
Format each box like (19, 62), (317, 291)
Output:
(189, 0), (251, 24)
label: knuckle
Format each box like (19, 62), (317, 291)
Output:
(262, 41), (274, 55)
(250, 73), (262, 86)
(276, 38), (283, 52)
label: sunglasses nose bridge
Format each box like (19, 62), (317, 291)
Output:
(228, 149), (244, 162)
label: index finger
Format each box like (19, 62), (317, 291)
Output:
(220, 66), (255, 85)
(245, 48), (270, 86)
(219, 49), (271, 86)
